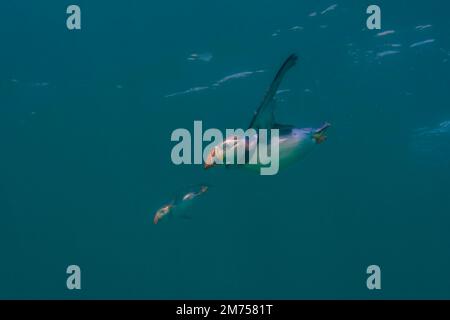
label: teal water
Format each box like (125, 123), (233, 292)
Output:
(1, 1), (450, 299)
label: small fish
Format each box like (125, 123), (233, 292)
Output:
(309, 12), (317, 17)
(376, 50), (400, 58)
(214, 71), (256, 86)
(276, 89), (291, 95)
(187, 52), (213, 62)
(376, 30), (395, 37)
(321, 4), (338, 15)
(165, 86), (209, 98)
(410, 39), (435, 48)
(165, 68), (265, 98)
(289, 26), (303, 31)
(415, 24), (432, 30)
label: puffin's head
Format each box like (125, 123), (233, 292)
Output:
(312, 122), (331, 144)
(153, 203), (174, 224)
(204, 147), (216, 169)
(204, 145), (224, 169)
(204, 136), (239, 169)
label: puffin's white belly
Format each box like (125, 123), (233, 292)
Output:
(242, 134), (316, 171)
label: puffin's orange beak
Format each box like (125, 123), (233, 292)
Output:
(204, 148), (216, 169)
(204, 162), (215, 169)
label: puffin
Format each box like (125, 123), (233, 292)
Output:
(204, 53), (330, 173)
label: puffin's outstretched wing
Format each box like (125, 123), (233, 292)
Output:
(248, 54), (298, 130)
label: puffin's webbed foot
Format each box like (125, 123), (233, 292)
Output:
(313, 122), (331, 144)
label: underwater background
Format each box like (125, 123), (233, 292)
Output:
(1, 0), (449, 299)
